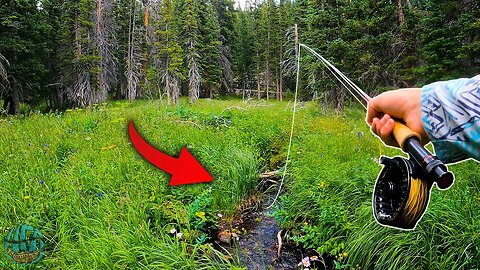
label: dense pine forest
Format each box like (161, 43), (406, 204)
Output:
(0, 0), (479, 114)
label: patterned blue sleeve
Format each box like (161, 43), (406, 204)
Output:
(421, 75), (480, 164)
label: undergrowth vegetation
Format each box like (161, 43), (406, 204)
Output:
(0, 99), (290, 269)
(0, 99), (478, 269)
(276, 106), (480, 269)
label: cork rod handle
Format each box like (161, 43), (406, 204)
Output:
(392, 122), (421, 149)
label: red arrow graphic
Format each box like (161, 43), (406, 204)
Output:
(128, 121), (213, 186)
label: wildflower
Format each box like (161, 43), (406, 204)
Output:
(170, 228), (177, 234)
(319, 182), (327, 189)
(101, 145), (116, 151)
(85, 137), (92, 141)
(97, 192), (104, 198)
(39, 180), (44, 185)
(176, 232), (183, 239)
(44, 143), (49, 147)
(217, 213), (223, 218)
(310, 255), (319, 261)
(297, 257), (310, 268)
(56, 168), (61, 173)
(23, 195), (31, 200)
(357, 131), (364, 139)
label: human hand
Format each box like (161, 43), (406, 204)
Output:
(366, 88), (429, 148)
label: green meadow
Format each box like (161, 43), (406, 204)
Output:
(0, 99), (479, 269)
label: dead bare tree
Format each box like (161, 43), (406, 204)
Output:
(95, 0), (117, 103)
(219, 35), (233, 93)
(124, 0), (143, 102)
(187, 43), (201, 103)
(65, 11), (96, 107)
(0, 54), (8, 93)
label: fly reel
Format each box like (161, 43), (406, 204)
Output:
(373, 156), (431, 230)
(372, 122), (454, 230)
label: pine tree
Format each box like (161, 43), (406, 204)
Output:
(58, 0), (103, 107)
(154, 0), (184, 104)
(419, 0), (480, 82)
(251, 0), (263, 99)
(43, 0), (67, 107)
(212, 0), (236, 94)
(0, 0), (51, 113)
(115, 0), (144, 101)
(232, 9), (255, 98)
(199, 0), (222, 98)
(95, 0), (117, 103)
(181, 0), (202, 103)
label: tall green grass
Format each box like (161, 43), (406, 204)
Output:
(276, 105), (480, 269)
(0, 99), (291, 269)
(1, 99), (478, 269)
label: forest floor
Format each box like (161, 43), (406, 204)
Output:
(0, 98), (479, 269)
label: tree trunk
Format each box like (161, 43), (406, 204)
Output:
(276, 68), (279, 101)
(12, 82), (20, 115)
(256, 50), (261, 100)
(397, 0), (405, 28)
(265, 60), (269, 101)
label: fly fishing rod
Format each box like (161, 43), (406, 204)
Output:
(300, 43), (454, 229)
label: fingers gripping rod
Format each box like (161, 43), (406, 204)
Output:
(300, 43), (454, 189)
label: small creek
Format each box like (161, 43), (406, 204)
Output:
(236, 199), (300, 270)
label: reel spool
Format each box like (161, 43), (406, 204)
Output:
(372, 122), (454, 230)
(373, 156), (431, 230)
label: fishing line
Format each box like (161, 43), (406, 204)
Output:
(268, 43), (369, 208)
(299, 44), (370, 107)
(266, 39), (452, 230)
(266, 39), (301, 209)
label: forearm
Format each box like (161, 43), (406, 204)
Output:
(421, 75), (480, 163)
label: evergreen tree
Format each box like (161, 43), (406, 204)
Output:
(0, 0), (51, 113)
(95, 0), (117, 102)
(154, 0), (184, 104)
(58, 0), (103, 107)
(181, 0), (202, 103)
(212, 0), (236, 94)
(115, 0), (144, 101)
(199, 0), (222, 98)
(43, 0), (66, 107)
(232, 9), (255, 97)
(418, 0), (480, 82)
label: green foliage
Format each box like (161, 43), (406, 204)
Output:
(0, 0), (51, 102)
(0, 98), (292, 268)
(275, 106), (480, 269)
(199, 0), (223, 97)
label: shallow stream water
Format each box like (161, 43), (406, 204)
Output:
(235, 199), (301, 270)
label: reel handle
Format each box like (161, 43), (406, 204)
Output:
(392, 122), (454, 190)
